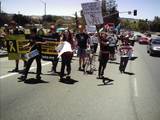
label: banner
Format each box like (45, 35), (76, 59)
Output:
(6, 39), (60, 60)
(41, 41), (60, 61)
(17, 40), (30, 53)
(41, 41), (59, 55)
(81, 2), (103, 26)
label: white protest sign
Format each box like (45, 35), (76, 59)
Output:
(24, 49), (39, 60)
(81, 2), (103, 26)
(85, 25), (97, 33)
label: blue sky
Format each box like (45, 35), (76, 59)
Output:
(1, 0), (160, 20)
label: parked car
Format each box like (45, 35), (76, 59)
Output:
(134, 35), (142, 42)
(147, 37), (160, 56)
(139, 36), (150, 44)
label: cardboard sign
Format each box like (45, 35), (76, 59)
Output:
(23, 49), (39, 60)
(85, 25), (97, 33)
(81, 2), (103, 25)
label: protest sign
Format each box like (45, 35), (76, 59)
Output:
(81, 2), (103, 26)
(6, 35), (60, 61)
(23, 49), (39, 60)
(85, 25), (97, 33)
(17, 40), (30, 54)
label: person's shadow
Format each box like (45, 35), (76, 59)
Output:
(98, 77), (114, 86)
(18, 78), (49, 84)
(123, 71), (135, 75)
(59, 78), (78, 85)
(129, 56), (138, 61)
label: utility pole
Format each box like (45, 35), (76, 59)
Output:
(44, 2), (46, 16)
(39, 0), (46, 23)
(0, 1), (2, 14)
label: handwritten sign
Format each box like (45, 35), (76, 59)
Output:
(81, 2), (103, 25)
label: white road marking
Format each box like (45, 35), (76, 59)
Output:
(133, 78), (138, 97)
(0, 57), (8, 62)
(0, 62), (51, 79)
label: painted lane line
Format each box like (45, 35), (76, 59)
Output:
(134, 78), (138, 97)
(0, 62), (51, 79)
(0, 73), (18, 79)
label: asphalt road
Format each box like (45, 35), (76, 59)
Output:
(0, 43), (160, 120)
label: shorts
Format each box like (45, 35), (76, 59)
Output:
(77, 48), (86, 57)
(91, 43), (98, 54)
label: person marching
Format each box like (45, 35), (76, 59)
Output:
(57, 29), (74, 80)
(76, 26), (90, 71)
(47, 25), (60, 73)
(18, 28), (47, 81)
(119, 40), (133, 73)
(108, 31), (118, 61)
(89, 32), (99, 70)
(97, 32), (110, 79)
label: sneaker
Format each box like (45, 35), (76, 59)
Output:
(36, 76), (41, 80)
(60, 74), (65, 80)
(12, 68), (19, 72)
(18, 76), (26, 81)
(66, 75), (71, 80)
(78, 67), (82, 71)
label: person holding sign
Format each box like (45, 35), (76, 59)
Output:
(18, 28), (47, 81)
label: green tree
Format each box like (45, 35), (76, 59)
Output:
(0, 13), (11, 26)
(150, 16), (160, 32)
(102, 0), (119, 26)
(138, 20), (148, 32)
(55, 18), (65, 28)
(12, 14), (30, 26)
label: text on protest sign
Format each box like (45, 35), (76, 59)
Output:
(81, 2), (103, 26)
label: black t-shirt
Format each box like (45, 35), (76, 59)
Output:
(76, 33), (89, 49)
(30, 35), (44, 53)
(46, 32), (60, 42)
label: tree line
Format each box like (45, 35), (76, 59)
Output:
(121, 16), (160, 32)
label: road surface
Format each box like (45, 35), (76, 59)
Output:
(0, 43), (160, 120)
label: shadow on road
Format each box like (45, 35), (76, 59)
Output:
(123, 71), (135, 75)
(108, 61), (120, 65)
(151, 54), (160, 57)
(59, 78), (78, 85)
(129, 56), (138, 61)
(98, 77), (114, 86)
(43, 72), (60, 76)
(18, 78), (49, 84)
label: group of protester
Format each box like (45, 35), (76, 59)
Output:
(2, 24), (135, 82)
